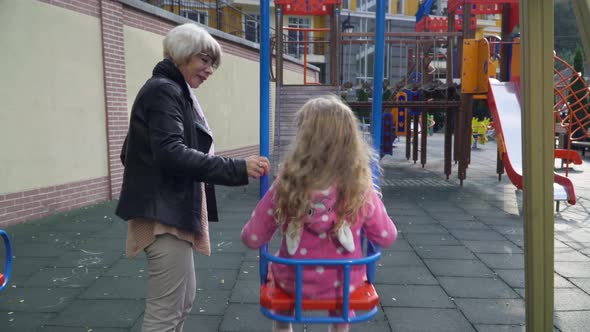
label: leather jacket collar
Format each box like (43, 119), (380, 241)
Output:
(153, 58), (193, 106)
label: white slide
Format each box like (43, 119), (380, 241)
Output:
(487, 78), (576, 205)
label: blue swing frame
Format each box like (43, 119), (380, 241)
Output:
(257, 0), (387, 326)
(259, 238), (382, 324)
(0, 229), (13, 292)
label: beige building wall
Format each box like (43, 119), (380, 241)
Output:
(197, 54), (262, 150)
(124, 26), (306, 152)
(0, 1), (108, 194)
(124, 26), (164, 118)
(283, 69), (307, 84)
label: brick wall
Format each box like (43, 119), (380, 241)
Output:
(0, 178), (109, 227)
(123, 5), (173, 35)
(100, 0), (128, 199)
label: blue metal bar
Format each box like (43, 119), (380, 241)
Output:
(295, 265), (303, 321)
(259, 243), (269, 285)
(343, 265), (351, 320)
(258, 0), (271, 284)
(260, 306), (379, 324)
(371, 0), (386, 182)
(261, 248), (381, 266)
(366, 241), (379, 283)
(259, 0), (270, 197)
(0, 230), (12, 291)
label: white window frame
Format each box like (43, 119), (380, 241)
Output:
(286, 17), (312, 58)
(180, 9), (209, 25)
(243, 13), (261, 43)
(397, 0), (405, 15)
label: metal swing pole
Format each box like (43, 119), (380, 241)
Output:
(259, 0), (271, 284)
(260, 0), (270, 197)
(371, 0), (386, 184)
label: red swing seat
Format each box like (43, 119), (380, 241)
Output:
(260, 281), (379, 312)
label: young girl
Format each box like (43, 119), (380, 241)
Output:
(241, 96), (397, 332)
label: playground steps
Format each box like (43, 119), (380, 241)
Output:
(272, 84), (339, 175)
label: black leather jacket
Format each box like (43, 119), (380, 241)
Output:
(116, 59), (248, 234)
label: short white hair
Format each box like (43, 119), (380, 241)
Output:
(163, 23), (222, 68)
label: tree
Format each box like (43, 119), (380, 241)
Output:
(554, 1), (581, 55)
(558, 49), (576, 68)
(570, 46), (585, 104)
(573, 46), (585, 76)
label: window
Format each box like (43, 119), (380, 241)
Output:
(354, 18), (376, 83)
(287, 17), (311, 58)
(358, 0), (366, 11)
(397, 0), (403, 14)
(342, 0), (349, 10)
(358, 0), (376, 11)
(244, 14), (260, 43)
(180, 9), (208, 25)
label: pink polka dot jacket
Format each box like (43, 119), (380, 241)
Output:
(241, 185), (397, 299)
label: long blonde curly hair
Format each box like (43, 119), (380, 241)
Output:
(274, 96), (378, 237)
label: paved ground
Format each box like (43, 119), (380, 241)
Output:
(1, 133), (590, 332)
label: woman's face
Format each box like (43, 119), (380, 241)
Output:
(179, 52), (216, 89)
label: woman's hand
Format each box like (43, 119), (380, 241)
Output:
(245, 156), (270, 179)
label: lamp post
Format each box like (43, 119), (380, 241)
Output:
(340, 14), (355, 86)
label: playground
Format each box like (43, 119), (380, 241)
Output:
(266, 0), (590, 328)
(2, 0), (590, 331)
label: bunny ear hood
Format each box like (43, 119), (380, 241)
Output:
(284, 186), (355, 255)
(337, 223), (355, 253)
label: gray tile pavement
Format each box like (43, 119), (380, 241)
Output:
(1, 133), (590, 331)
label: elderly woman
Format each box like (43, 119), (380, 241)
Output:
(116, 23), (269, 331)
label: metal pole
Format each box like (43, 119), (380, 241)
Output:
(303, 31), (308, 84)
(500, 4), (511, 81)
(458, 4), (474, 185)
(340, 17), (345, 86)
(216, 0), (222, 30)
(521, 0), (555, 330)
(333, 6), (340, 86)
(445, 8), (455, 180)
(260, 0), (270, 196)
(277, 7), (284, 86)
(340, 30), (344, 85)
(371, 0), (385, 182)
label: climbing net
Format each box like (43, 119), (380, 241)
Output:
(553, 55), (590, 141)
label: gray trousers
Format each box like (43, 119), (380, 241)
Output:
(142, 234), (196, 332)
